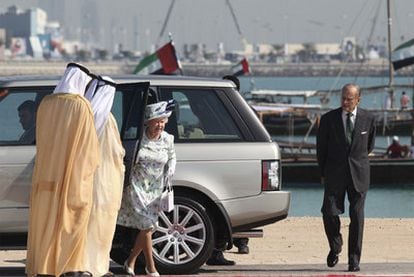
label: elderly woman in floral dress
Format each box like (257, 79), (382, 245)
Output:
(117, 100), (176, 276)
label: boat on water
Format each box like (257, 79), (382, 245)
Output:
(282, 156), (414, 184)
(246, 86), (414, 136)
(242, 85), (414, 183)
(244, 88), (414, 184)
(278, 140), (414, 184)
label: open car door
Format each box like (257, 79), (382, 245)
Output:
(113, 82), (152, 183)
(110, 81), (158, 267)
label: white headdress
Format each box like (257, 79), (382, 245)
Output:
(53, 62), (92, 96)
(85, 76), (116, 136)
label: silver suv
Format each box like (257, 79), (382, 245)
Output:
(0, 75), (290, 274)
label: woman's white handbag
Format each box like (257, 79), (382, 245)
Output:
(160, 177), (174, 212)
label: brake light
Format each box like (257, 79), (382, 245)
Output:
(262, 160), (281, 191)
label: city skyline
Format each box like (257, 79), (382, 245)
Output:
(1, 0), (414, 54)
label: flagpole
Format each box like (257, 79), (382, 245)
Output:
(157, 0), (176, 47)
(387, 0), (395, 108)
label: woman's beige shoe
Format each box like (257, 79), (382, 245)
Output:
(145, 267), (160, 276)
(123, 260), (135, 276)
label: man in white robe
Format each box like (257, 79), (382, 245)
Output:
(84, 76), (125, 276)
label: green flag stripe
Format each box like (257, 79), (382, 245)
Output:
(394, 38), (414, 52)
(133, 53), (158, 74)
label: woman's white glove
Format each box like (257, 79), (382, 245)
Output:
(166, 157), (176, 178)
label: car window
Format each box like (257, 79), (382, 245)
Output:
(161, 88), (243, 141)
(0, 84), (149, 144)
(0, 89), (48, 145)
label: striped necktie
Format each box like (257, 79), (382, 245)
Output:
(346, 112), (354, 145)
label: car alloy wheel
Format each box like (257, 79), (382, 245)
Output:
(152, 195), (214, 274)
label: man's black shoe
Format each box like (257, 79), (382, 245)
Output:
(237, 245), (249, 254)
(206, 251), (235, 266)
(348, 264), (360, 272)
(327, 251), (339, 267)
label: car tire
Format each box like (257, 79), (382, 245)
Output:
(110, 195), (215, 275)
(153, 195), (215, 274)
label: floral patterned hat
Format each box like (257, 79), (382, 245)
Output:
(144, 100), (175, 122)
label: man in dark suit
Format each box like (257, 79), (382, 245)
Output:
(317, 83), (376, 272)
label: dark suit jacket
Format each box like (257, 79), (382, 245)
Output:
(317, 107), (376, 193)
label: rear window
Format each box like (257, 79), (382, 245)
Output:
(160, 87), (243, 142)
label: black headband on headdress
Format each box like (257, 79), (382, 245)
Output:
(98, 75), (116, 88)
(88, 75), (117, 98)
(66, 62), (90, 76)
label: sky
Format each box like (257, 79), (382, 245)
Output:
(2, 0), (414, 54)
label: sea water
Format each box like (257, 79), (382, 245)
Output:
(285, 183), (414, 218)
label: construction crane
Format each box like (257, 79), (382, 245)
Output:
(225, 0), (248, 50)
(157, 0), (248, 50)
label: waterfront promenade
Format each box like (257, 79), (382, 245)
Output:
(1, 217), (413, 276)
